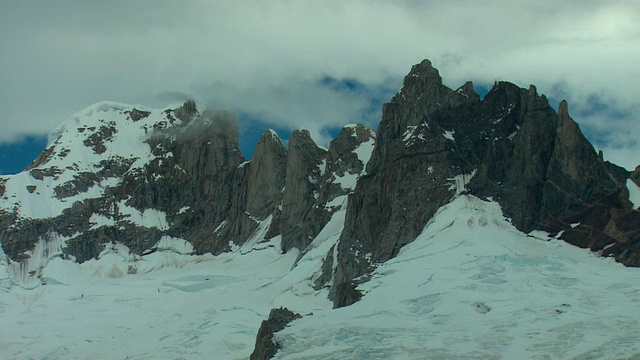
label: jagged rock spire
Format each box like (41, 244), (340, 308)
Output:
(174, 100), (198, 122)
(246, 130), (287, 219)
(331, 59), (639, 308)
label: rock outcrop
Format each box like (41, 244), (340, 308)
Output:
(278, 130), (327, 253)
(632, 166), (640, 187)
(0, 101), (376, 287)
(246, 131), (288, 219)
(250, 307), (301, 360)
(330, 60), (639, 307)
(0, 59), (637, 307)
(0, 103), (251, 280)
(278, 125), (376, 255)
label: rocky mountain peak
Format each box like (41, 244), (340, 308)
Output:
(174, 99), (198, 122)
(331, 60), (639, 308)
(326, 124), (375, 176)
(456, 81), (480, 102)
(0, 59), (637, 316)
(558, 99), (569, 118)
(632, 165), (640, 187)
(316, 124), (375, 208)
(245, 130), (288, 219)
(279, 130), (328, 253)
(393, 59), (449, 105)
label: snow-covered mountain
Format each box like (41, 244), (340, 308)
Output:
(1, 60), (639, 359)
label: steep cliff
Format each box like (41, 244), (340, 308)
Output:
(0, 102), (376, 287)
(0, 103), (252, 275)
(0, 59), (637, 305)
(330, 60), (639, 307)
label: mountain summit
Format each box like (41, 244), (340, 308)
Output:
(1, 59), (638, 294)
(0, 60), (639, 359)
(331, 59), (640, 306)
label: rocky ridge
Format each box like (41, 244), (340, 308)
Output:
(330, 60), (640, 307)
(0, 101), (375, 287)
(250, 307), (302, 360)
(0, 59), (638, 312)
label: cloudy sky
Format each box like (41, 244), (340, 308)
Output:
(0, 0), (638, 173)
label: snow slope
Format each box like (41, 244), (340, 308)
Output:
(0, 101), (173, 220)
(0, 194), (351, 359)
(274, 196), (640, 359)
(1, 100), (639, 359)
(2, 195), (640, 359)
(0, 235), (328, 359)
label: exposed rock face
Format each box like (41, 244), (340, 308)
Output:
(0, 59), (637, 307)
(246, 131), (288, 219)
(330, 60), (639, 307)
(632, 166), (640, 187)
(331, 61), (478, 306)
(0, 102), (250, 273)
(126, 108), (151, 122)
(320, 125), (375, 204)
(0, 99), (375, 287)
(250, 307), (301, 360)
(277, 124), (375, 261)
(279, 130), (327, 253)
(217, 130), (288, 248)
(173, 99), (197, 123)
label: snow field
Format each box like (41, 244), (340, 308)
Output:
(0, 237), (329, 359)
(2, 194), (639, 359)
(273, 196), (640, 359)
(2, 100), (639, 359)
(0, 200), (352, 359)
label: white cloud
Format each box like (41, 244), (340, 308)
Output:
(0, 0), (638, 167)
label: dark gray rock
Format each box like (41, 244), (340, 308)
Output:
(83, 122), (117, 154)
(54, 157), (135, 199)
(246, 131), (288, 220)
(0, 102), (249, 263)
(25, 145), (56, 171)
(632, 165), (640, 187)
(219, 130), (290, 245)
(142, 109), (247, 255)
(310, 125), (375, 289)
(174, 99), (198, 123)
(539, 101), (620, 223)
(331, 61), (475, 306)
(319, 124), (375, 205)
(30, 167), (62, 181)
(279, 124), (375, 271)
(126, 108), (151, 122)
(604, 161), (630, 185)
(250, 307), (301, 360)
(279, 130), (327, 253)
(313, 244), (335, 290)
(330, 60), (640, 307)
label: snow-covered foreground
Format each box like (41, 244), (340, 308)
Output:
(0, 242), (329, 359)
(275, 196), (640, 359)
(2, 195), (640, 359)
(0, 204), (345, 360)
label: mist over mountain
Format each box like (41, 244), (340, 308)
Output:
(1, 60), (639, 359)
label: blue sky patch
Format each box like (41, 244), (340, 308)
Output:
(0, 135), (48, 175)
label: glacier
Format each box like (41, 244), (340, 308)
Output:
(1, 60), (640, 359)
(1, 195), (640, 359)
